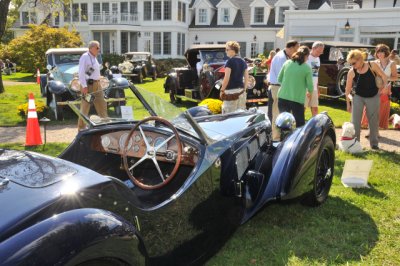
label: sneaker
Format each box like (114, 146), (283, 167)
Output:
(371, 145), (379, 150)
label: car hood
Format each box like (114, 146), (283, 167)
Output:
(0, 149), (111, 241)
(52, 64), (79, 85)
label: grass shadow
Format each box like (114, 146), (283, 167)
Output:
(2, 73), (35, 82)
(351, 184), (387, 199)
(209, 196), (378, 265)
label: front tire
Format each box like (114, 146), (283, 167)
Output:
(336, 67), (350, 95)
(303, 136), (335, 206)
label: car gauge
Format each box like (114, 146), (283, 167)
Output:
(146, 136), (153, 144)
(154, 137), (167, 152)
(101, 135), (111, 148)
(119, 133), (133, 150)
(134, 134), (141, 142)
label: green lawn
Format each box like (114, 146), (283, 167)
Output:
(1, 72), (35, 82)
(0, 144), (398, 265)
(0, 83), (43, 126)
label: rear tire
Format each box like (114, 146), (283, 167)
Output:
(302, 136), (334, 206)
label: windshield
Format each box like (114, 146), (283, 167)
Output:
(70, 84), (200, 138)
(199, 50), (229, 64)
(54, 53), (83, 65)
(126, 54), (149, 61)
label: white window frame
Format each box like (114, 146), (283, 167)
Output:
(220, 8), (230, 24)
(198, 8), (208, 24)
(277, 6), (289, 24)
(253, 7), (264, 24)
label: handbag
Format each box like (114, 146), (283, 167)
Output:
(368, 62), (384, 89)
(220, 89), (245, 101)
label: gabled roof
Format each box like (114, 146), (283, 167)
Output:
(189, 0), (312, 29)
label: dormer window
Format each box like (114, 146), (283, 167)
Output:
(199, 8), (207, 23)
(278, 6), (289, 24)
(221, 8), (230, 23)
(254, 7), (264, 23)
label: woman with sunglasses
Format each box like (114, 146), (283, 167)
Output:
(345, 49), (388, 150)
(219, 41), (249, 114)
(361, 44), (398, 132)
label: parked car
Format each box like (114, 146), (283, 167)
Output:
(118, 52), (157, 83)
(41, 48), (129, 120)
(0, 84), (336, 265)
(300, 41), (375, 98)
(164, 44), (267, 105)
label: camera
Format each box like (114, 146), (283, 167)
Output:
(86, 66), (94, 76)
(84, 94), (95, 103)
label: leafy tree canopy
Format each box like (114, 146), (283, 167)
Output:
(1, 24), (82, 72)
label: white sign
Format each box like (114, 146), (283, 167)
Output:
(341, 160), (373, 188)
(121, 106), (134, 120)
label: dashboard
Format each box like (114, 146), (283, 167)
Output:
(91, 130), (198, 166)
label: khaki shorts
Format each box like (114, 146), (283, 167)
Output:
(304, 89), (319, 108)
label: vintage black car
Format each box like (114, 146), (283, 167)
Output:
(164, 44), (267, 105)
(0, 84), (336, 265)
(300, 41), (375, 98)
(119, 52), (157, 83)
(40, 48), (129, 120)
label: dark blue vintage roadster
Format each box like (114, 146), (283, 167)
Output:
(0, 84), (336, 265)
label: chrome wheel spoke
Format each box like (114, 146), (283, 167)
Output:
(129, 156), (148, 172)
(151, 157), (165, 182)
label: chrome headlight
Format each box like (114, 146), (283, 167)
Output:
(70, 78), (81, 92)
(99, 76), (110, 90)
(247, 75), (256, 90)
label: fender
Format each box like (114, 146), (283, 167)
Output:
(47, 80), (67, 94)
(241, 114), (335, 222)
(0, 208), (146, 266)
(164, 73), (178, 93)
(39, 74), (47, 88)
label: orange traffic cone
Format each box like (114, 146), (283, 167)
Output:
(25, 93), (43, 146)
(36, 68), (40, 84)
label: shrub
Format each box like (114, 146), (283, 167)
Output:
(198, 98), (222, 114)
(17, 100), (48, 120)
(1, 24), (83, 73)
(390, 101), (400, 115)
(156, 58), (187, 78)
(102, 53), (125, 69)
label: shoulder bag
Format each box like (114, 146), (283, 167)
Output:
(367, 61), (384, 89)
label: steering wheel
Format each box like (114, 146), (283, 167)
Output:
(122, 116), (182, 190)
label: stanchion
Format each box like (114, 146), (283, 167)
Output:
(40, 117), (51, 150)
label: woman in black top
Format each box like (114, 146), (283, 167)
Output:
(345, 50), (388, 149)
(220, 41), (248, 114)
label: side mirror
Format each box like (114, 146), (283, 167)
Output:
(46, 64), (53, 71)
(275, 112), (296, 141)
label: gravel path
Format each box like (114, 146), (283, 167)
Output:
(0, 125), (399, 153)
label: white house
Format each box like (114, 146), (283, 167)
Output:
(11, 0), (400, 58)
(284, 0), (400, 50)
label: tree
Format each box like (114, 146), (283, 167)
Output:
(0, 0), (71, 94)
(2, 24), (83, 73)
(0, 0), (12, 94)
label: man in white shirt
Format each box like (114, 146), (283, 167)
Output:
(268, 40), (299, 141)
(77, 40), (107, 131)
(305, 41), (324, 117)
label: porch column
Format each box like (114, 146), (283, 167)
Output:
(116, 30), (121, 54)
